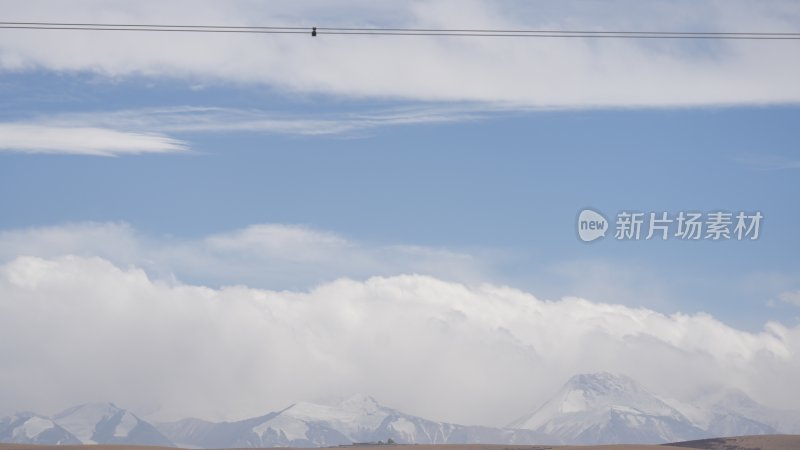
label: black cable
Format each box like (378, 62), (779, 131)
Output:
(316, 26), (800, 36)
(317, 31), (800, 40)
(0, 21), (308, 30)
(0, 25), (308, 34)
(1, 21), (799, 40)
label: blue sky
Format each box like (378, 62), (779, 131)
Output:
(1, 0), (800, 424)
(2, 73), (799, 328)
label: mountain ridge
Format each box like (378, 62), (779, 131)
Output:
(2, 374), (797, 447)
(156, 394), (545, 448)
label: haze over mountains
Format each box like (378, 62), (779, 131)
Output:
(0, 403), (170, 446)
(157, 394), (543, 448)
(2, 373), (798, 447)
(508, 372), (799, 444)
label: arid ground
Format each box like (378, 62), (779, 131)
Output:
(2, 435), (800, 450)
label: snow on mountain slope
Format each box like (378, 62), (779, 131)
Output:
(280, 394), (409, 443)
(281, 394), (389, 438)
(157, 394), (545, 448)
(0, 413), (81, 445)
(509, 372), (706, 444)
(156, 417), (225, 448)
(5, 380), (799, 448)
(53, 402), (173, 446)
(711, 389), (800, 434)
(672, 388), (798, 436)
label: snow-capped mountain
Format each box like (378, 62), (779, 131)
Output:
(157, 394), (544, 448)
(52, 402), (173, 446)
(0, 412), (81, 445)
(672, 388), (800, 437)
(509, 372), (706, 444)
(3, 378), (799, 447)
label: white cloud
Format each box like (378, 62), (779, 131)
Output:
(779, 290), (800, 306)
(542, 259), (672, 310)
(0, 105), (491, 156)
(736, 155), (800, 170)
(21, 105), (489, 136)
(205, 224), (352, 263)
(0, 254), (798, 427)
(0, 124), (187, 156)
(0, 222), (490, 289)
(1, 0), (799, 107)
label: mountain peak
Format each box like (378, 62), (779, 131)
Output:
(549, 372), (655, 415)
(55, 402), (121, 420)
(566, 372), (637, 391)
(50, 402), (172, 446)
(337, 394), (381, 413)
(281, 394), (387, 426)
(0, 413), (81, 445)
(712, 388), (762, 410)
(510, 372), (703, 444)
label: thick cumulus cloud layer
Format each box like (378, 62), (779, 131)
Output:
(1, 0), (800, 107)
(0, 254), (798, 426)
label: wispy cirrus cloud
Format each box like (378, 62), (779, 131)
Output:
(736, 155), (800, 170)
(31, 104), (491, 136)
(778, 290), (800, 306)
(0, 124), (188, 156)
(0, 104), (491, 156)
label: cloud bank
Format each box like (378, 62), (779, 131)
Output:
(1, 223), (798, 426)
(0, 254), (798, 427)
(1, 0), (799, 107)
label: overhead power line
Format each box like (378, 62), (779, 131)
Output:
(1, 21), (800, 40)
